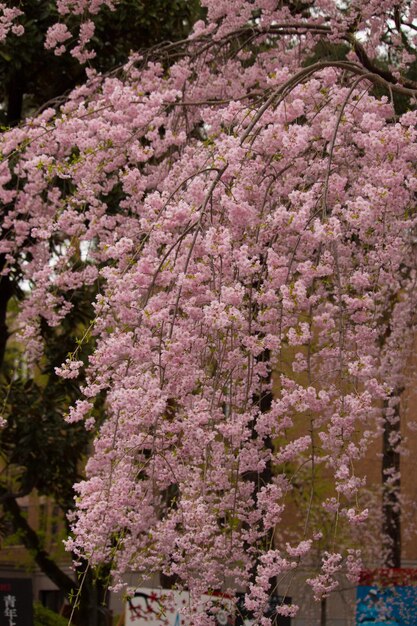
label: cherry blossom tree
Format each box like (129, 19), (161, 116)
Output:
(2, 0), (417, 622)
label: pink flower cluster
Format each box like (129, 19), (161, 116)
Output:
(0, 3), (24, 42)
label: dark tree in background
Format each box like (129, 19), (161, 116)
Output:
(0, 0), (201, 124)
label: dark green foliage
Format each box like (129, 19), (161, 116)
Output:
(304, 40), (350, 66)
(0, 287), (96, 511)
(93, 0), (202, 71)
(34, 602), (68, 626)
(0, 279), (111, 624)
(0, 0), (202, 124)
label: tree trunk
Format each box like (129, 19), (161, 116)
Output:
(381, 391), (402, 568)
(0, 490), (75, 594)
(320, 596), (327, 626)
(245, 348), (276, 608)
(65, 564), (111, 626)
(7, 69), (25, 126)
(0, 255), (13, 372)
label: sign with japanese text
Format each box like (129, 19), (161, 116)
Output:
(0, 579), (33, 626)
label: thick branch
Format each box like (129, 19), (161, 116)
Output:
(349, 35), (417, 91)
(0, 488), (76, 595)
(240, 59), (417, 146)
(382, 392), (402, 568)
(0, 255), (13, 371)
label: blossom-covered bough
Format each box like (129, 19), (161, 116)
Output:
(2, 0), (417, 622)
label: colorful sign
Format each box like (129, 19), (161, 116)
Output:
(357, 573), (417, 625)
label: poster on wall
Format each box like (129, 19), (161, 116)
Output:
(356, 585), (417, 624)
(126, 589), (291, 626)
(125, 588), (234, 626)
(0, 579), (33, 626)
